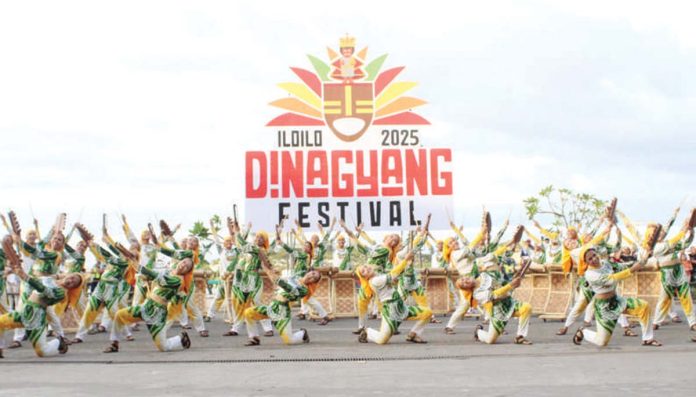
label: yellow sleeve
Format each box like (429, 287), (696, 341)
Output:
(451, 224), (467, 242)
(609, 268), (633, 281)
(493, 242), (509, 257)
(360, 231), (376, 245)
(588, 228), (610, 246)
(618, 211), (641, 242)
(389, 257), (411, 278)
(103, 234), (116, 246)
(535, 224), (559, 240)
(412, 232), (428, 248)
(89, 243), (105, 262)
(294, 228), (307, 244)
(668, 229), (686, 246)
(122, 220), (136, 242)
(468, 230), (484, 249)
(493, 283), (514, 298)
(525, 229), (541, 245)
(622, 232), (636, 247)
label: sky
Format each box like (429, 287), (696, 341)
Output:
(1, 0), (695, 236)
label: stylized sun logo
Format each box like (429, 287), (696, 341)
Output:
(267, 36), (429, 142)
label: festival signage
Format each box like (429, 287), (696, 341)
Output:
(245, 36), (453, 230)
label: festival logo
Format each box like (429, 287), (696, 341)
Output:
(247, 36), (452, 231)
(267, 35), (429, 142)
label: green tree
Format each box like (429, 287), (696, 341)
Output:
(523, 185), (606, 230)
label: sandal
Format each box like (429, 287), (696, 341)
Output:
(297, 313), (306, 320)
(244, 337), (260, 346)
(126, 335), (135, 342)
(652, 324), (660, 331)
(8, 341), (21, 349)
(556, 327), (568, 336)
(199, 330), (209, 338)
(181, 331), (191, 349)
(318, 317), (330, 326)
(58, 336), (69, 355)
(71, 338), (83, 344)
(352, 327), (365, 335)
(474, 324), (483, 342)
(181, 324), (192, 330)
(301, 328), (310, 343)
(263, 330), (274, 337)
(623, 327), (638, 337)
(222, 330), (238, 336)
(515, 336), (533, 345)
(0, 348), (3, 359)
(358, 328), (368, 343)
(97, 325), (107, 333)
(690, 324), (696, 332)
(444, 327), (455, 335)
(430, 317), (442, 324)
(406, 332), (427, 344)
(672, 316), (683, 324)
(642, 339), (662, 347)
(203, 316), (211, 323)
(573, 328), (584, 345)
(103, 341), (119, 353)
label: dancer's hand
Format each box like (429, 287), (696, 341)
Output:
(510, 276), (522, 289)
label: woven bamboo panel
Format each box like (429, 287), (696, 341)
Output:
(636, 271), (662, 310)
(309, 271), (333, 318)
(513, 276), (533, 304)
(332, 271), (358, 317)
(424, 272), (450, 314)
(530, 274), (550, 314)
(193, 277), (207, 314)
(539, 272), (575, 320)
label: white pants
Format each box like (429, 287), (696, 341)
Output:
(247, 317), (305, 344)
(179, 298), (207, 332)
(301, 297), (328, 318)
(583, 319), (654, 346)
(446, 293), (471, 330)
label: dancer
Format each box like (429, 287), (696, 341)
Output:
(357, 246), (432, 344)
(463, 253), (533, 345)
(649, 213), (696, 334)
(573, 245), (661, 347)
(0, 236), (79, 358)
(104, 256), (194, 353)
(243, 248), (320, 346)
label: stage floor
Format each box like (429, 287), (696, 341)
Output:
(1, 315), (695, 396)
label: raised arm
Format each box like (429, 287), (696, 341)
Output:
(121, 215), (137, 242)
(532, 219), (560, 241)
(449, 221), (468, 245)
(389, 250), (415, 278)
(617, 210), (642, 242)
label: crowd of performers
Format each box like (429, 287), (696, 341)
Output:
(1, 201), (695, 358)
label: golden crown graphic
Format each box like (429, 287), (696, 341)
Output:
(267, 36), (429, 142)
(339, 35), (356, 48)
